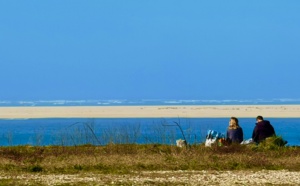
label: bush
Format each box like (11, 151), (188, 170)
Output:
(259, 136), (288, 150)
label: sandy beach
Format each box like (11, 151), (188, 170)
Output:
(0, 105), (299, 119)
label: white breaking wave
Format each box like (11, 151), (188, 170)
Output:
(0, 98), (300, 106)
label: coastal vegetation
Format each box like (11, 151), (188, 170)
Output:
(0, 137), (299, 185)
(0, 137), (299, 174)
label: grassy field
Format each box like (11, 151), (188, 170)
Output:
(0, 139), (299, 174)
(0, 139), (300, 185)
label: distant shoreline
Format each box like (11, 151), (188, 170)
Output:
(0, 105), (300, 119)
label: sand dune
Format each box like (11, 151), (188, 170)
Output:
(0, 105), (299, 118)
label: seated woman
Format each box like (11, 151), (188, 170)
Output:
(227, 117), (243, 144)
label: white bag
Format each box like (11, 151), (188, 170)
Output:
(240, 138), (254, 145)
(205, 138), (217, 147)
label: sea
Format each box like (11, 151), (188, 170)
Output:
(0, 99), (300, 146)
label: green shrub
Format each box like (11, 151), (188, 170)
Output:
(259, 136), (288, 150)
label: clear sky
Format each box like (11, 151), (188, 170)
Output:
(0, 1), (299, 101)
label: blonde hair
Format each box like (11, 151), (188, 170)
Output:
(228, 117), (240, 130)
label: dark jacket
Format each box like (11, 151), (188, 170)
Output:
(227, 127), (243, 143)
(252, 120), (276, 143)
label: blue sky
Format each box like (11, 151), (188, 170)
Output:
(0, 1), (299, 101)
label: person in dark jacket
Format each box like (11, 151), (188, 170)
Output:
(252, 115), (276, 144)
(226, 117), (243, 144)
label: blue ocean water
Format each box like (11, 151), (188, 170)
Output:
(0, 118), (299, 146)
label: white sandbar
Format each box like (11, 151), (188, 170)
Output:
(0, 105), (299, 119)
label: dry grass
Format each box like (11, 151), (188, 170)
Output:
(0, 142), (300, 175)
